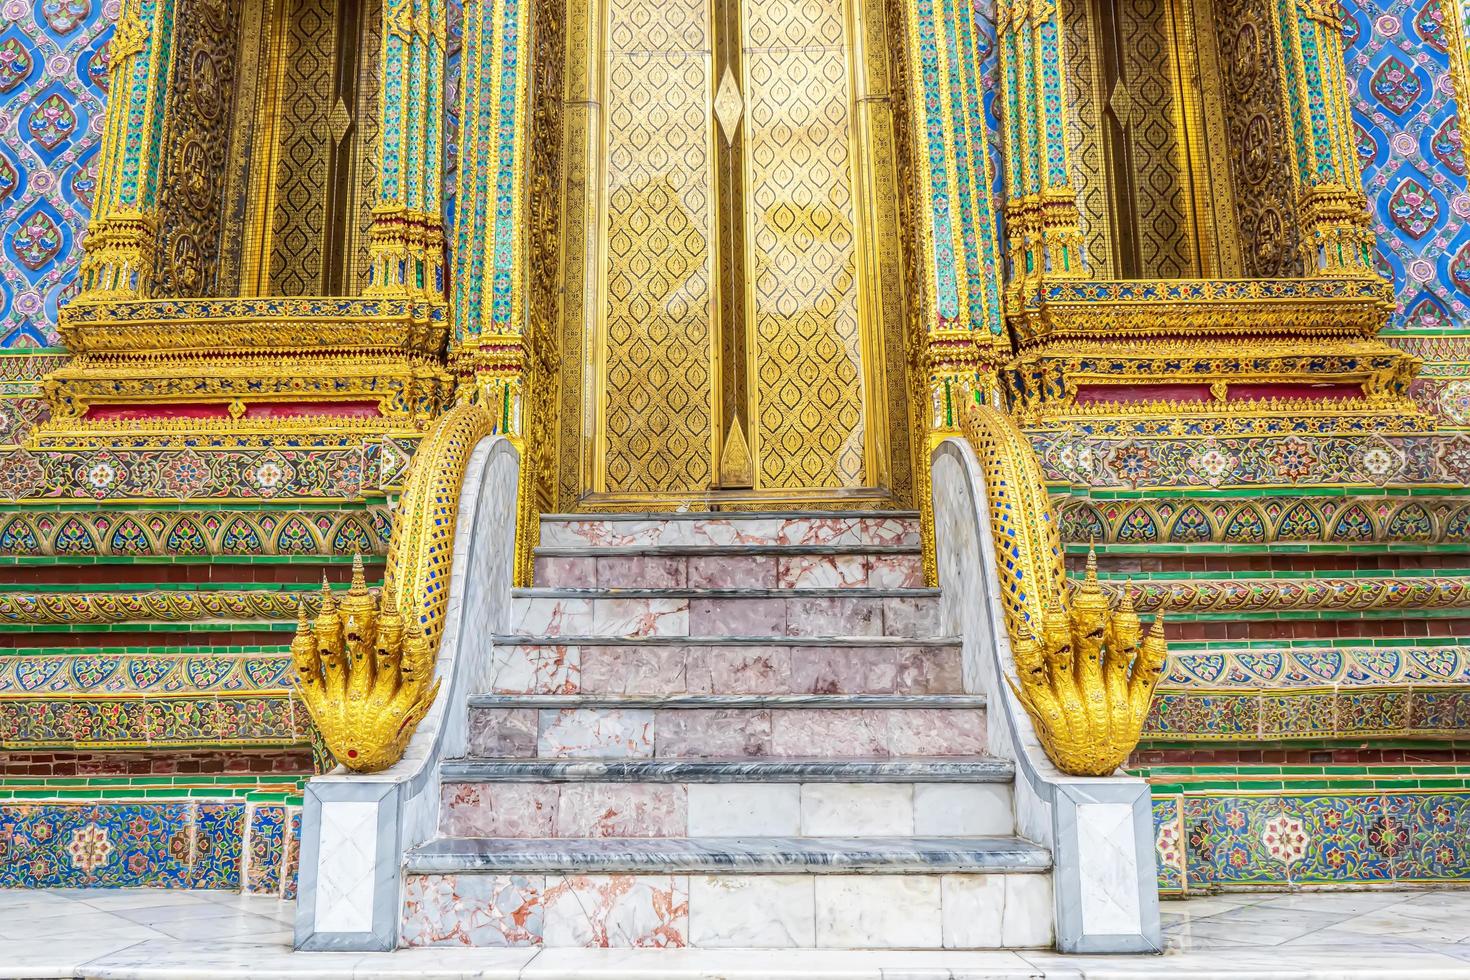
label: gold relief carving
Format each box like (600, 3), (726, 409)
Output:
(153, 0), (242, 297)
(597, 0), (716, 496)
(1006, 336), (1428, 424)
(1060, 0), (1113, 275)
(1214, 0), (1304, 277)
(962, 404), (1166, 777)
(0, 589), (333, 625)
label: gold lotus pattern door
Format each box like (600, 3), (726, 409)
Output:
(588, 0), (888, 503)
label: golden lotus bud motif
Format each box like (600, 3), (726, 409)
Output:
(292, 555), (440, 773)
(1007, 550), (1168, 777)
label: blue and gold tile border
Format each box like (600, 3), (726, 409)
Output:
(0, 781), (304, 894)
(1148, 768), (1470, 896)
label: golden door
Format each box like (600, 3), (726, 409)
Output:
(562, 0), (911, 507)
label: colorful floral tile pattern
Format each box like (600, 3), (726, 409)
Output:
(0, 693), (310, 747)
(1035, 431), (1470, 491)
(0, 798), (301, 892)
(0, 506), (391, 557)
(1152, 791), (1470, 894)
(0, 0), (109, 348)
(1054, 493), (1470, 545)
(0, 652), (296, 695)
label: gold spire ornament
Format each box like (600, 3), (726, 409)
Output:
(1007, 552), (1168, 776)
(291, 556), (440, 772)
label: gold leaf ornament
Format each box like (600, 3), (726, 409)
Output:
(291, 556), (440, 772)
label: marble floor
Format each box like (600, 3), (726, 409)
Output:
(3, 886), (1470, 978)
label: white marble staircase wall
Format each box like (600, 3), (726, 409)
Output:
(930, 438), (1162, 955)
(294, 437), (522, 952)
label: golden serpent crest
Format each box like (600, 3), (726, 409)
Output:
(961, 405), (1168, 776)
(294, 398), (494, 772)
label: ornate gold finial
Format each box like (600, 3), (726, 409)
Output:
(293, 562), (441, 772)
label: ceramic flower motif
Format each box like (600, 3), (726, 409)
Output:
(66, 823), (113, 873)
(1260, 813), (1308, 867)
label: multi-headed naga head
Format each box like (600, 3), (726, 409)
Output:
(291, 555), (441, 772)
(1007, 547), (1168, 777)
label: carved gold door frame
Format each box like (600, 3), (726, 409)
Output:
(553, 0), (914, 510)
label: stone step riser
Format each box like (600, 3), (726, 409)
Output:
(401, 871), (1053, 949)
(533, 552), (925, 591)
(439, 781), (1015, 839)
(539, 516), (921, 550)
(467, 706), (988, 760)
(483, 643), (964, 696)
(511, 594), (939, 640)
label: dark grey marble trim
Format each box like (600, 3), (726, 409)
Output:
(534, 544), (923, 557)
(539, 510), (921, 522)
(439, 755), (1015, 783)
(512, 587), (942, 598)
(406, 834), (1052, 874)
(465, 693), (989, 709)
(490, 635), (963, 647)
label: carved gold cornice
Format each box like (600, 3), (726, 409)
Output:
(1006, 276), (1394, 346)
(58, 297), (449, 355)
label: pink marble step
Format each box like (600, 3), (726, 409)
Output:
(533, 550), (925, 590)
(483, 641), (963, 695)
(538, 513), (921, 550)
(510, 591), (940, 639)
(438, 778), (1014, 839)
(464, 695), (988, 760)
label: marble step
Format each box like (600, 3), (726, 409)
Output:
(439, 755), (1014, 782)
(533, 546), (924, 591)
(539, 511), (921, 550)
(400, 837), (1053, 949)
(481, 636), (964, 695)
(510, 588), (940, 639)
(406, 834), (1048, 875)
(465, 694), (988, 760)
(439, 777), (1015, 839)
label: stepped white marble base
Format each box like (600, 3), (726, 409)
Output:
(7, 888), (1470, 979)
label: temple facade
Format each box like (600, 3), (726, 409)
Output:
(0, 0), (1466, 953)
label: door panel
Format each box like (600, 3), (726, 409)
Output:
(599, 0), (718, 495)
(743, 0), (867, 490)
(579, 0), (904, 507)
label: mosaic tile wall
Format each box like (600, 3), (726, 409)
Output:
(0, 0), (109, 349)
(1343, 0), (1470, 424)
(1151, 778), (1470, 894)
(0, 790), (302, 892)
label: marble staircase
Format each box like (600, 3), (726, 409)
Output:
(398, 511), (1055, 950)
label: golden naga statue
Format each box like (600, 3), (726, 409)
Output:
(960, 404), (1168, 776)
(291, 556), (440, 773)
(1008, 551), (1168, 776)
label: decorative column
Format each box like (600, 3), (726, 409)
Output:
(1274, 0), (1377, 275)
(995, 0), (1086, 299)
(366, 0), (450, 298)
(75, 0), (177, 299)
(446, 0), (531, 433)
(902, 0), (1008, 432)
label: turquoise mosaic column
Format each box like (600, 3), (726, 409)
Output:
(446, 0), (529, 430)
(995, 0), (1085, 293)
(75, 0), (177, 299)
(907, 0), (1008, 425)
(1274, 0), (1378, 274)
(367, 0), (450, 297)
